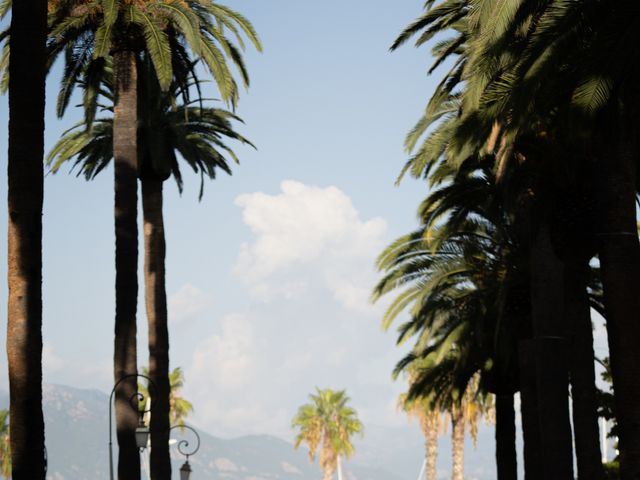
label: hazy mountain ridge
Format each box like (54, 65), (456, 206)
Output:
(0, 384), (496, 479)
(0, 385), (406, 479)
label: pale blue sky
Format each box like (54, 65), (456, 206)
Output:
(0, 0), (433, 427)
(0, 1), (612, 475)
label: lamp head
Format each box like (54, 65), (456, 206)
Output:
(135, 416), (150, 451)
(180, 459), (192, 480)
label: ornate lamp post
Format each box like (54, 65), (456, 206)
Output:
(108, 373), (156, 480)
(169, 425), (201, 480)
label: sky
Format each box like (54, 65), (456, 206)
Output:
(0, 0), (612, 469)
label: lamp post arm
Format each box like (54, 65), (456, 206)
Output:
(108, 373), (155, 480)
(169, 424), (201, 457)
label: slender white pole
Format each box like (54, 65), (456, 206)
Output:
(145, 398), (151, 480)
(416, 458), (427, 480)
(337, 455), (344, 480)
(109, 386), (116, 480)
(141, 450), (151, 480)
(601, 417), (608, 463)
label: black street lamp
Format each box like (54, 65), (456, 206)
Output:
(169, 425), (201, 480)
(108, 373), (156, 480)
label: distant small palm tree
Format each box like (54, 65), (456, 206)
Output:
(0, 409), (10, 479)
(398, 389), (442, 480)
(448, 375), (488, 480)
(168, 367), (194, 429)
(139, 366), (194, 428)
(292, 388), (363, 480)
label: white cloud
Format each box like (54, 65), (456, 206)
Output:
(40, 344), (112, 392)
(177, 182), (408, 439)
(234, 180), (387, 313)
(280, 350), (314, 372)
(188, 313), (254, 391)
(168, 283), (213, 324)
(43, 343), (65, 374)
(185, 312), (281, 436)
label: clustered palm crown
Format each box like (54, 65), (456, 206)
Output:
(292, 388), (363, 479)
(46, 0), (260, 95)
(47, 55), (254, 196)
(376, 0), (640, 478)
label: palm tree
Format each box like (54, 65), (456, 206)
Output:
(47, 2), (192, 475)
(292, 388), (363, 480)
(399, 378), (442, 480)
(398, 352), (489, 480)
(449, 376), (486, 480)
(138, 366), (194, 428)
(46, 3), (260, 477)
(459, 2), (640, 474)
(389, 3), (608, 477)
(167, 367), (194, 428)
(0, 410), (11, 479)
(48, 56), (252, 478)
(6, 0), (47, 477)
(374, 156), (526, 479)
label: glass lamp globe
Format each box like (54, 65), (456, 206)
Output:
(180, 460), (192, 480)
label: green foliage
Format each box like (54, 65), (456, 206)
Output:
(387, 0), (640, 476)
(374, 156), (525, 410)
(596, 357), (618, 440)
(0, 409), (10, 479)
(0, 0), (10, 21)
(291, 388), (363, 478)
(139, 367), (194, 427)
(47, 58), (253, 197)
(43, 0), (261, 112)
(603, 460), (620, 479)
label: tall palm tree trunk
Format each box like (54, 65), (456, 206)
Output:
(529, 222), (574, 478)
(495, 394), (517, 480)
(6, 0), (47, 478)
(565, 260), (605, 480)
(424, 413), (438, 480)
(518, 339), (542, 480)
(320, 435), (337, 480)
(451, 410), (464, 480)
(113, 48), (141, 480)
(142, 178), (171, 480)
(596, 124), (640, 479)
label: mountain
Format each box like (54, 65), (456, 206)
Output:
(0, 385), (405, 480)
(0, 384), (498, 479)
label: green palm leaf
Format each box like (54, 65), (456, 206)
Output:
(571, 75), (613, 114)
(130, 7), (173, 90)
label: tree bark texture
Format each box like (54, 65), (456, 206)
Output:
(518, 340), (542, 480)
(420, 411), (438, 480)
(320, 435), (336, 480)
(596, 126), (640, 480)
(451, 410), (464, 480)
(142, 179), (171, 480)
(565, 261), (605, 480)
(495, 394), (518, 480)
(113, 49), (141, 480)
(7, 0), (47, 477)
(529, 223), (574, 479)
(424, 413), (438, 480)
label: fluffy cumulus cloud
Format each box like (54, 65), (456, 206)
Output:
(188, 313), (254, 391)
(183, 181), (409, 440)
(37, 343), (112, 391)
(234, 180), (387, 313)
(184, 312), (295, 437)
(168, 283), (213, 325)
(43, 342), (66, 374)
